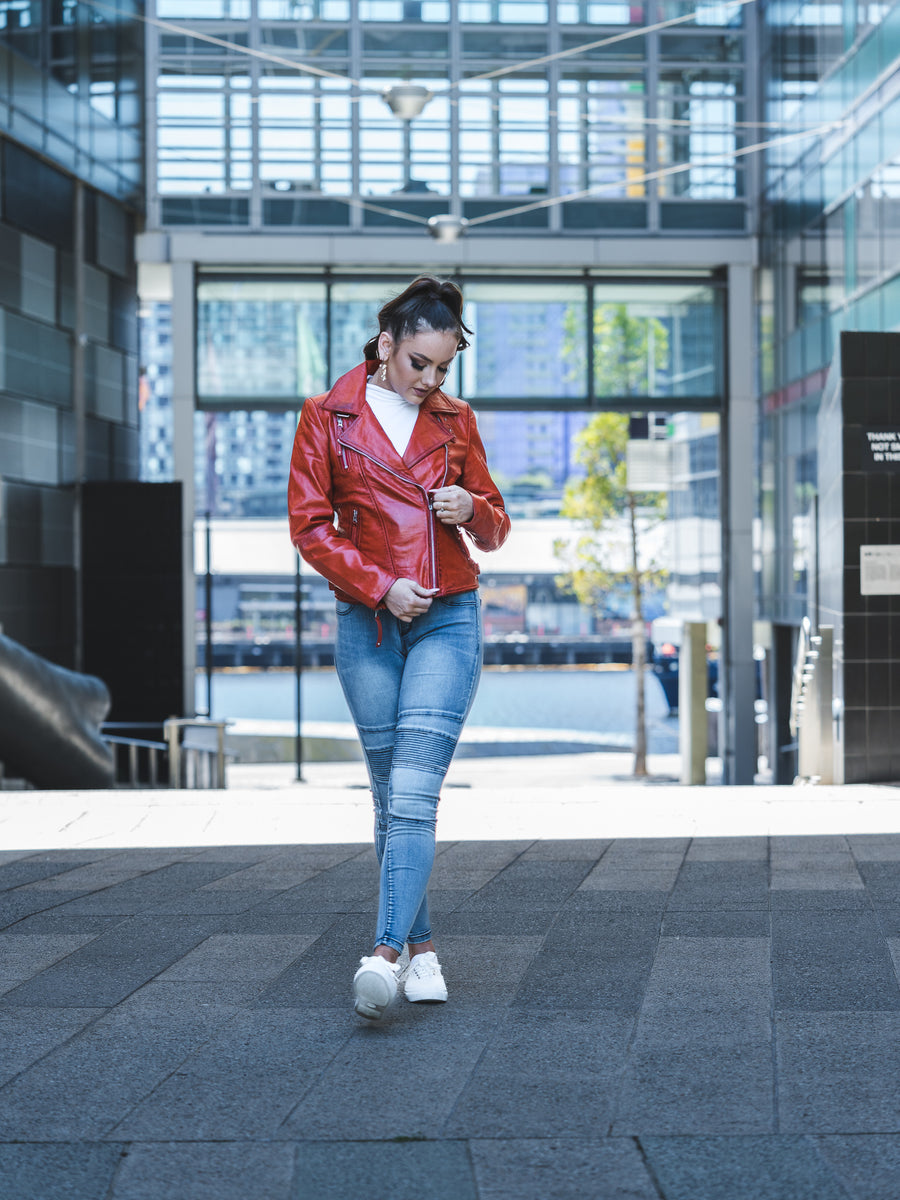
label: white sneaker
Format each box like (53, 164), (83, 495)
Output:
(401, 951), (448, 1003)
(352, 955), (399, 1020)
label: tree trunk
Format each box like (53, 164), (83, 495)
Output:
(629, 492), (648, 777)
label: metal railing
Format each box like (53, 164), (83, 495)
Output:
(164, 718), (231, 790)
(102, 719), (231, 789)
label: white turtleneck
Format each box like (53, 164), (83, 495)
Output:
(365, 377), (419, 456)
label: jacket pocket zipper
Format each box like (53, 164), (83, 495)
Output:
(350, 507), (359, 546)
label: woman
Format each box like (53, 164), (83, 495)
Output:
(288, 276), (510, 1020)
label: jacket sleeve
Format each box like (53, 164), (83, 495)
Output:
(288, 400), (397, 608)
(457, 405), (511, 553)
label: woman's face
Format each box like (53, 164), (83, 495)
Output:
(377, 326), (459, 406)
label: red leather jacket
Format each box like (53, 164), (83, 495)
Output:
(288, 362), (510, 608)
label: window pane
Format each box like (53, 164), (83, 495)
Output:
(197, 278), (328, 403)
(590, 284), (720, 399)
(462, 283), (588, 400)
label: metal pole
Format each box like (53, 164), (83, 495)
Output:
(205, 511), (213, 718)
(295, 552), (304, 782)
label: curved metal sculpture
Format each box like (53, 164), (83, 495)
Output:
(0, 633), (115, 790)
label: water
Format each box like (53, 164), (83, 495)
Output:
(199, 667), (678, 752)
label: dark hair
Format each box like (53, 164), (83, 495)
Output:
(363, 275), (472, 362)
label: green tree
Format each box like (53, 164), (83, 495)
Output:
(555, 305), (669, 776)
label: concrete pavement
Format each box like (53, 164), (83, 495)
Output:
(2, 754), (900, 1198)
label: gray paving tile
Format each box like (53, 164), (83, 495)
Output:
(454, 859), (594, 911)
(771, 910), (900, 1010)
(614, 1044), (775, 1135)
(0, 915), (226, 1008)
(0, 932), (98, 979)
(579, 867), (681, 891)
(871, 905), (900, 936)
(769, 850), (857, 868)
(248, 857), (380, 914)
(0, 1007), (231, 1138)
(157, 933), (319, 981)
(110, 1009), (351, 1140)
(293, 1141), (477, 1200)
(769, 890), (871, 910)
(110, 1141), (295, 1200)
(887, 938), (900, 985)
(220, 913), (338, 936)
(197, 855), (339, 891)
(112, 980), (266, 1012)
(427, 866), (506, 891)
(49, 862), (256, 915)
(186, 845), (293, 863)
(281, 1009), (499, 1140)
(0, 891), (91, 930)
(433, 841), (534, 871)
(612, 936), (774, 1135)
(0, 1006), (104, 1086)
(564, 889), (670, 913)
(667, 862), (769, 911)
(433, 909), (568, 936)
(0, 858), (97, 891)
(814, 1134), (900, 1200)
(776, 1012), (900, 1133)
(0, 1142), (125, 1200)
(142, 889), (292, 916)
(660, 910), (769, 937)
(469, 1137), (660, 1200)
(771, 870), (865, 891)
(685, 837), (768, 861)
(16, 858), (173, 893)
(641, 1135), (851, 1199)
(445, 1011), (634, 1138)
(3, 913), (129, 936)
(251, 915), (377, 1008)
(608, 838), (692, 854)
(770, 836), (851, 853)
(520, 838), (612, 861)
(513, 912), (661, 1011)
(631, 937), (772, 1050)
(857, 862), (900, 903)
(848, 835), (900, 861)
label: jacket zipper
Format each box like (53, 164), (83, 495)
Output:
(338, 439), (440, 591)
(335, 416), (349, 469)
(350, 506), (359, 545)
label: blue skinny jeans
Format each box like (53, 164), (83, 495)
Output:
(334, 590), (483, 954)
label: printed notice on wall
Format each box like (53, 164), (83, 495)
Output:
(861, 429), (900, 469)
(860, 545), (900, 594)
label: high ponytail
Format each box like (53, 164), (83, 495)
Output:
(363, 275), (473, 362)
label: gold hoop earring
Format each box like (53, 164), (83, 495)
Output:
(380, 359), (387, 384)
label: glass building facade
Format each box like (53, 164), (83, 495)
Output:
(148, 0), (750, 235)
(758, 1), (900, 627)
(0, 1), (143, 665)
(19, 1), (900, 780)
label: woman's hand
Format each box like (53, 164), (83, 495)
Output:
(430, 487), (474, 525)
(385, 579), (439, 623)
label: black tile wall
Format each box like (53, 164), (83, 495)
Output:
(0, 142), (140, 665)
(818, 330), (900, 783)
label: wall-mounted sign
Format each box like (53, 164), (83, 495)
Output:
(860, 428), (900, 469)
(860, 545), (900, 594)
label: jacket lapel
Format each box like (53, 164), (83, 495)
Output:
(403, 394), (455, 470)
(321, 363), (456, 477)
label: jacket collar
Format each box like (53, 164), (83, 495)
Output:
(320, 361), (457, 418)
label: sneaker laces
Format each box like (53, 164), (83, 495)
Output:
(407, 951), (441, 979)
